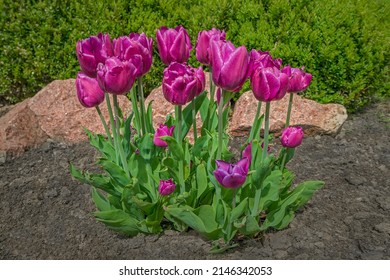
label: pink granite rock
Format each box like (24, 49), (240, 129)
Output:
(229, 91), (348, 137)
(0, 79), (131, 158)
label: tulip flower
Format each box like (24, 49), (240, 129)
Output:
(158, 178), (176, 196)
(249, 50), (282, 78)
(281, 126), (304, 148)
(97, 57), (136, 95)
(242, 142), (252, 162)
(195, 28), (226, 66)
(162, 62), (205, 105)
(250, 66), (289, 102)
(210, 39), (249, 92)
(75, 72), (105, 108)
(113, 33), (153, 78)
(76, 33), (113, 77)
(282, 65), (313, 93)
(156, 25), (192, 65)
(213, 158), (249, 188)
(153, 124), (175, 148)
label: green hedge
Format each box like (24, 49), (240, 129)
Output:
(1, 0), (389, 112)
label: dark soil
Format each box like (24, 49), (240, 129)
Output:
(1, 100), (389, 260)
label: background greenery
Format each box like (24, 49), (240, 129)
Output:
(1, 0), (389, 112)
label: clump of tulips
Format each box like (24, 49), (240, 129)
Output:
(70, 26), (323, 252)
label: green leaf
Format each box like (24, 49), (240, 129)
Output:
(258, 170), (283, 211)
(94, 209), (143, 236)
(237, 215), (261, 235)
(123, 113), (134, 154)
(182, 92), (207, 137)
(146, 100), (155, 134)
(139, 133), (155, 161)
(92, 187), (113, 211)
(248, 113), (264, 143)
(230, 197), (248, 222)
(196, 163), (208, 200)
(99, 158), (130, 188)
(84, 128), (116, 161)
(160, 136), (184, 159)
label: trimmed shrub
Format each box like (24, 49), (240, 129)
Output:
(0, 0), (389, 112)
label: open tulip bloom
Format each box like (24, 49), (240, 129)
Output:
(70, 27), (324, 252)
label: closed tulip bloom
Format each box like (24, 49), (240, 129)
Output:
(75, 72), (105, 108)
(282, 65), (313, 93)
(249, 49), (282, 78)
(156, 25), (192, 65)
(113, 33), (153, 77)
(210, 39), (249, 92)
(281, 126), (304, 148)
(242, 142), (252, 162)
(158, 179), (176, 196)
(153, 124), (175, 148)
(76, 33), (113, 77)
(195, 28), (226, 65)
(250, 67), (289, 102)
(213, 158), (249, 188)
(97, 57), (136, 95)
(162, 62), (205, 105)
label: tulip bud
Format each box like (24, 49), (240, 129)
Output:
(156, 25), (192, 65)
(210, 39), (249, 92)
(195, 28), (226, 66)
(97, 57), (136, 95)
(76, 33), (113, 77)
(158, 178), (176, 196)
(242, 142), (252, 162)
(153, 124), (175, 148)
(249, 49), (282, 78)
(162, 62), (205, 105)
(113, 33), (153, 78)
(213, 158), (249, 188)
(282, 65), (313, 93)
(75, 72), (105, 108)
(281, 126), (304, 148)
(250, 66), (289, 102)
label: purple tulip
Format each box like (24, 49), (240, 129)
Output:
(153, 124), (175, 148)
(195, 28), (226, 66)
(242, 142), (252, 162)
(249, 49), (282, 78)
(213, 158), (249, 188)
(162, 62), (205, 105)
(250, 66), (289, 102)
(281, 126), (304, 148)
(113, 33), (153, 78)
(97, 57), (136, 95)
(156, 25), (192, 65)
(75, 72), (105, 108)
(210, 39), (249, 92)
(76, 33), (113, 77)
(158, 178), (176, 196)
(282, 65), (313, 93)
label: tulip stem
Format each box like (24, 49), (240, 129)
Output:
(232, 188), (237, 209)
(113, 95), (130, 177)
(192, 99), (197, 141)
(217, 88), (224, 160)
(285, 93), (294, 127)
(262, 102), (271, 162)
(105, 93), (119, 164)
(137, 77), (147, 135)
(130, 87), (142, 136)
(95, 105), (113, 144)
(176, 105), (185, 194)
(281, 148), (288, 171)
(209, 70), (215, 104)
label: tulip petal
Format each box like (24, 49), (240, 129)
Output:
(222, 174), (246, 188)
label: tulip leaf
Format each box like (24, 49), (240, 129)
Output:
(258, 170), (283, 211)
(196, 163), (208, 200)
(84, 128), (116, 161)
(251, 156), (274, 190)
(139, 133), (155, 161)
(238, 216), (261, 235)
(146, 100), (155, 134)
(99, 158), (130, 188)
(182, 92), (207, 137)
(92, 187), (113, 212)
(248, 114), (264, 143)
(123, 113), (134, 154)
(230, 197), (248, 222)
(94, 209), (144, 236)
(160, 136), (184, 159)
(161, 157), (179, 183)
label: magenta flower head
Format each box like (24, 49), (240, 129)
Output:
(162, 62), (205, 105)
(75, 72), (105, 108)
(156, 25), (192, 65)
(210, 39), (249, 92)
(158, 178), (176, 196)
(249, 50), (282, 78)
(281, 126), (304, 148)
(282, 65), (313, 93)
(97, 57), (136, 95)
(113, 33), (153, 78)
(213, 158), (249, 188)
(76, 33), (113, 77)
(153, 124), (175, 148)
(250, 66), (289, 102)
(242, 142), (252, 162)
(195, 28), (226, 66)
